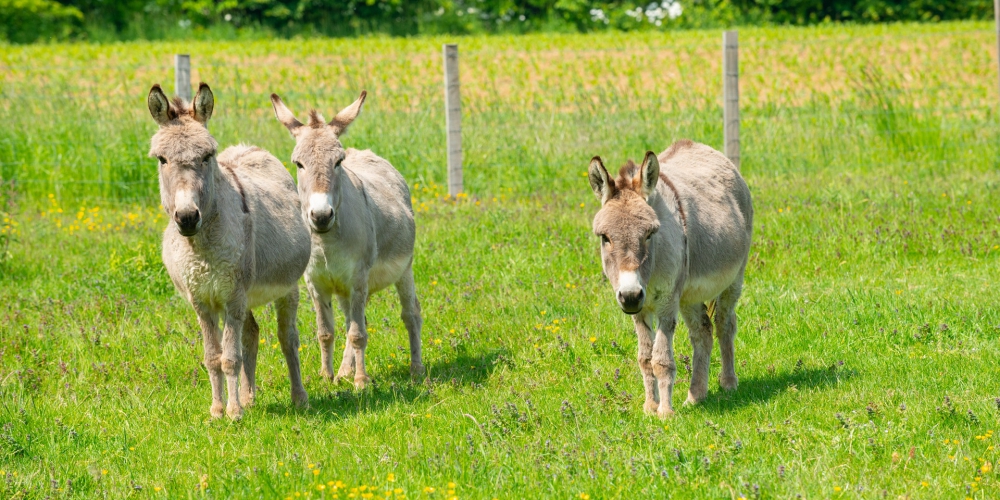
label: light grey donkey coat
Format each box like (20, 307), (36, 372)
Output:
(147, 83), (311, 420)
(270, 91), (424, 389)
(588, 140), (753, 418)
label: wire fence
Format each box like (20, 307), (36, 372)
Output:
(0, 25), (997, 206)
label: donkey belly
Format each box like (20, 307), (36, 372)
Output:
(247, 283), (295, 309)
(368, 254), (411, 293)
(681, 262), (742, 305)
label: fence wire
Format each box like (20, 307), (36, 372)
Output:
(0, 26), (997, 205)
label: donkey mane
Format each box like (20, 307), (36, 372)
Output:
(661, 139), (694, 161)
(609, 150), (687, 226)
(170, 97), (195, 117)
(307, 110), (326, 128)
(613, 160), (641, 193)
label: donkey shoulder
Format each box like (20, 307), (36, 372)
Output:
(343, 148), (408, 191)
(659, 141), (743, 193)
(218, 144), (295, 189)
(344, 148), (393, 171)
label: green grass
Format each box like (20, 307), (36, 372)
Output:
(3, 21), (1000, 499)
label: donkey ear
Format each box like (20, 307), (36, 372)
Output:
(639, 151), (660, 202)
(270, 93), (303, 136)
(588, 156), (613, 205)
(192, 83), (214, 125)
(330, 90), (367, 135)
(147, 84), (175, 125)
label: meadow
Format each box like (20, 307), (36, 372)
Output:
(2, 21), (1000, 498)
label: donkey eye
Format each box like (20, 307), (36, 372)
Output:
(294, 161), (304, 170)
(600, 235), (610, 245)
(157, 156), (167, 165)
(203, 153), (213, 163)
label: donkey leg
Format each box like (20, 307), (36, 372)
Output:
(334, 295), (356, 383)
(194, 305), (226, 418)
(395, 264), (425, 380)
(308, 282), (338, 381)
(681, 303), (714, 405)
(239, 309), (260, 406)
(714, 276), (744, 391)
(221, 297), (247, 420)
(276, 289), (309, 409)
(346, 278), (372, 389)
(652, 304), (679, 418)
(634, 312), (658, 415)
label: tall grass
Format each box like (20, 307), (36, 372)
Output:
(0, 22), (995, 204)
(2, 21), (1000, 499)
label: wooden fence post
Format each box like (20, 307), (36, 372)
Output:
(995, 0), (1000, 101)
(443, 44), (463, 197)
(175, 54), (191, 102)
(723, 31), (740, 170)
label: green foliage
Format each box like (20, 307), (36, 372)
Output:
(3, 22), (1000, 498)
(731, 0), (994, 24)
(3, 0), (993, 43)
(0, 0), (82, 43)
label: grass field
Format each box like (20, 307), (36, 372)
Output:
(3, 21), (1000, 499)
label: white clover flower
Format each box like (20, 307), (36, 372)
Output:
(590, 8), (610, 24)
(666, 1), (683, 19)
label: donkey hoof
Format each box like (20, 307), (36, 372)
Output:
(240, 388), (257, 407)
(410, 363), (426, 379)
(643, 400), (659, 415)
(319, 368), (336, 381)
(719, 375), (738, 391)
(226, 403), (244, 421)
(657, 407), (676, 419)
(210, 402), (226, 419)
(354, 375), (372, 390)
(291, 389), (309, 409)
(684, 392), (706, 406)
(334, 367), (354, 385)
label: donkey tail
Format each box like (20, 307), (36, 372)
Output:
(706, 299), (718, 323)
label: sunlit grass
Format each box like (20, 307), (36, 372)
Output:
(2, 21), (1000, 499)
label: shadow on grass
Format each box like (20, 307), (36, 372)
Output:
(698, 367), (856, 413)
(262, 348), (510, 420)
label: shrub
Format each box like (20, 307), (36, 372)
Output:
(0, 0), (83, 43)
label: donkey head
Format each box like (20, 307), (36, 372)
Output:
(589, 151), (661, 315)
(270, 90), (366, 233)
(147, 83), (218, 237)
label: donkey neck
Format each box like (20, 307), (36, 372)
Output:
(333, 163), (370, 225)
(651, 173), (689, 279)
(184, 163), (247, 251)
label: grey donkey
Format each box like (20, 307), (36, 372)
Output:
(147, 83), (311, 419)
(588, 140), (753, 418)
(270, 90), (425, 389)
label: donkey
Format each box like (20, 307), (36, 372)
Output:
(147, 83), (312, 419)
(588, 140), (753, 418)
(269, 90), (424, 389)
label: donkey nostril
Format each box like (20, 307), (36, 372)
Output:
(175, 209), (201, 234)
(312, 208), (331, 220)
(618, 288), (645, 310)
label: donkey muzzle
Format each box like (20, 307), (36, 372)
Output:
(309, 207), (335, 233)
(175, 208), (201, 236)
(617, 288), (645, 315)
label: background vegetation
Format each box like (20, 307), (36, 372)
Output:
(2, 18), (1000, 500)
(0, 0), (995, 43)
